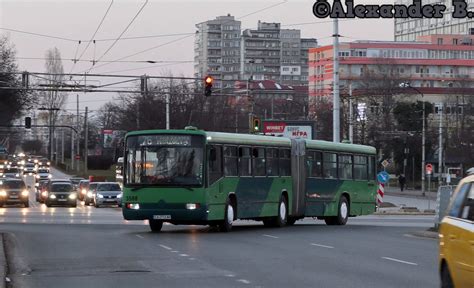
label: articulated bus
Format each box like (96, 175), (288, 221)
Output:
(122, 128), (377, 232)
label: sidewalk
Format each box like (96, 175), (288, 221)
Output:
(384, 186), (438, 200)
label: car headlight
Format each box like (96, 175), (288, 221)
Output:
(0, 190), (6, 197)
(47, 162), (51, 166)
(42, 191), (48, 196)
(15, 174), (19, 177)
(21, 190), (29, 197)
(81, 189), (87, 195)
(97, 193), (104, 199)
(36, 175), (40, 179)
(68, 193), (77, 200)
(117, 193), (122, 198)
(87, 191), (93, 198)
(35, 183), (39, 187)
(24, 168), (27, 171)
(48, 174), (52, 179)
(49, 194), (56, 199)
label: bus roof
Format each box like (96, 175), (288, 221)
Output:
(126, 129), (376, 155)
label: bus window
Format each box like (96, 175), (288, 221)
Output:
(338, 155), (353, 180)
(279, 149), (291, 176)
(252, 147), (266, 176)
(223, 146), (238, 176)
(354, 155), (368, 180)
(266, 148), (279, 176)
(238, 147), (251, 176)
(368, 156), (375, 180)
(323, 153), (337, 179)
(308, 151), (323, 178)
(209, 145), (222, 184)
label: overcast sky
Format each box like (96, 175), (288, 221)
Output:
(0, 0), (393, 112)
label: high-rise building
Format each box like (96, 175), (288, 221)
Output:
(240, 21), (318, 86)
(195, 17), (318, 89)
(394, 0), (474, 41)
(194, 14), (241, 89)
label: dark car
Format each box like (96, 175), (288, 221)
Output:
(2, 167), (21, 179)
(84, 183), (98, 206)
(69, 177), (85, 191)
(41, 179), (72, 203)
(36, 180), (49, 202)
(0, 178), (29, 207)
(44, 182), (77, 208)
(78, 180), (89, 201)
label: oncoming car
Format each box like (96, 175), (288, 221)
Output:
(0, 178), (29, 207)
(44, 182), (77, 208)
(91, 182), (122, 208)
(439, 174), (474, 288)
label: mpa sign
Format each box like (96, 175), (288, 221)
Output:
(263, 121), (313, 139)
(426, 163), (433, 175)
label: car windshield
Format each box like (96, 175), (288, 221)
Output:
(88, 184), (97, 191)
(38, 169), (49, 173)
(97, 184), (121, 191)
(51, 184), (73, 192)
(4, 168), (19, 173)
(70, 178), (83, 184)
(1, 181), (25, 189)
(126, 135), (204, 186)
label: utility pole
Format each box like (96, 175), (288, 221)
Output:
(61, 129), (64, 164)
(76, 94), (80, 173)
(84, 106), (88, 176)
(422, 97), (426, 196)
(71, 129), (75, 170)
(166, 80), (171, 130)
(333, 18), (340, 143)
(439, 104), (443, 186)
(349, 83), (353, 143)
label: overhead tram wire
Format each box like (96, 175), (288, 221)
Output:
(69, 0), (114, 75)
(75, 0), (289, 77)
(0, 27), (78, 42)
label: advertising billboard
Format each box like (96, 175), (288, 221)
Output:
(262, 121), (314, 139)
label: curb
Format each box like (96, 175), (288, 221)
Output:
(374, 210), (436, 215)
(0, 234), (6, 288)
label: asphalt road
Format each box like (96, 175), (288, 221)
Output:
(0, 169), (440, 288)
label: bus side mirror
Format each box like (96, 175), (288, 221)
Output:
(209, 148), (216, 162)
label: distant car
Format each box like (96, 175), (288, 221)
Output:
(40, 179), (72, 203)
(0, 178), (29, 207)
(35, 168), (51, 182)
(439, 174), (474, 288)
(44, 182), (77, 208)
(69, 177), (85, 191)
(23, 163), (36, 175)
(92, 182), (122, 208)
(2, 167), (21, 178)
(84, 182), (98, 206)
(78, 180), (90, 201)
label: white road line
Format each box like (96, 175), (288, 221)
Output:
(262, 234), (279, 239)
(171, 250), (179, 253)
(179, 254), (189, 257)
(310, 243), (334, 249)
(135, 234), (144, 239)
(382, 257), (418, 266)
(189, 258), (196, 261)
(225, 274), (235, 278)
(159, 244), (172, 250)
(237, 279), (251, 284)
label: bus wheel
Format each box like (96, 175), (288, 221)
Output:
(441, 263), (454, 288)
(275, 195), (288, 227)
(287, 217), (297, 226)
(326, 196), (349, 226)
(149, 219), (163, 232)
(220, 198), (234, 232)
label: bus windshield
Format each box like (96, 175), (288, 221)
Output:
(126, 134), (204, 187)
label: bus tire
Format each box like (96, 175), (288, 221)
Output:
(336, 195), (349, 225)
(287, 217), (297, 226)
(275, 195), (288, 227)
(441, 263), (454, 288)
(149, 219), (163, 232)
(220, 198), (234, 232)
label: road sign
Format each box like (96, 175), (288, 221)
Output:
(75, 155), (80, 160)
(377, 171), (390, 184)
(381, 160), (389, 168)
(426, 163), (433, 174)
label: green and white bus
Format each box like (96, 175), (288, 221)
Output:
(122, 128), (377, 232)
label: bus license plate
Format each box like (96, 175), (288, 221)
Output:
(153, 215), (171, 220)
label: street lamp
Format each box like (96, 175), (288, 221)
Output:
(400, 82), (426, 196)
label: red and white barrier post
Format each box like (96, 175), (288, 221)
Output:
(377, 183), (385, 205)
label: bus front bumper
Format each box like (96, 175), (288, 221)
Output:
(122, 204), (209, 224)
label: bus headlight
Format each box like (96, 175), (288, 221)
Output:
(126, 203), (140, 210)
(186, 203), (200, 210)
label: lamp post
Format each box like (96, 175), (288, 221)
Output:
(400, 83), (426, 196)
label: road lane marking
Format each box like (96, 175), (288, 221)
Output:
(310, 243), (334, 249)
(237, 279), (251, 284)
(189, 258), (196, 261)
(135, 234), (144, 239)
(225, 274), (235, 278)
(171, 250), (179, 253)
(382, 257), (418, 266)
(179, 254), (189, 257)
(262, 234), (279, 239)
(159, 244), (172, 250)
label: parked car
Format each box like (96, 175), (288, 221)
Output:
(0, 178), (29, 207)
(439, 174), (474, 288)
(44, 182), (77, 208)
(78, 180), (90, 201)
(91, 182), (122, 208)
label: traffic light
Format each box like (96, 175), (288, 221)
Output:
(251, 116), (261, 133)
(25, 117), (31, 129)
(204, 75), (213, 96)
